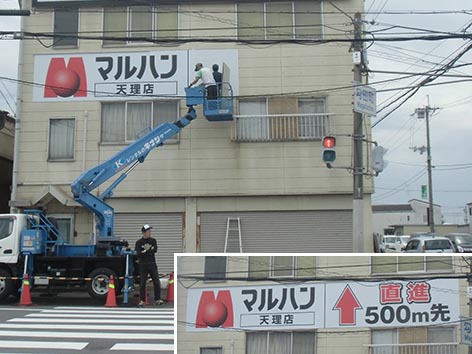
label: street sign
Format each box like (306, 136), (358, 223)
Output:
(186, 279), (459, 331)
(461, 317), (472, 345)
(422, 185), (428, 199)
(353, 82), (377, 116)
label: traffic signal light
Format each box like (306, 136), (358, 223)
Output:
(322, 136), (336, 168)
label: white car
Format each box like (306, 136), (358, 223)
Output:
(403, 237), (455, 253)
(382, 235), (410, 253)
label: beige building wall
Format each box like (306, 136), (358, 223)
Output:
(177, 255), (468, 354)
(12, 0), (374, 251)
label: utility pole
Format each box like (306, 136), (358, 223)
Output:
(414, 99), (436, 233)
(352, 12), (364, 252)
(468, 257), (472, 354)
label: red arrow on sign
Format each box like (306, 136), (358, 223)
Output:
(333, 285), (363, 325)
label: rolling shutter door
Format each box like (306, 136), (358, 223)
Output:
(114, 213), (183, 273)
(200, 210), (352, 253)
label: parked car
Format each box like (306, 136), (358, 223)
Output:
(444, 233), (472, 253)
(382, 235), (410, 252)
(409, 232), (440, 239)
(402, 237), (455, 253)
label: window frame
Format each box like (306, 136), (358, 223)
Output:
(53, 8), (79, 48)
(48, 213), (75, 243)
(237, 1), (323, 40)
(102, 5), (179, 46)
(200, 347), (224, 354)
(246, 331), (315, 354)
(48, 117), (76, 161)
(248, 256), (316, 279)
(203, 256), (227, 282)
(100, 100), (180, 144)
(370, 256), (454, 275)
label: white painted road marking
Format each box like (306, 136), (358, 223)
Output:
(0, 330), (173, 340)
(0, 323), (173, 331)
(0, 340), (88, 350)
(11, 318), (173, 324)
(111, 343), (174, 351)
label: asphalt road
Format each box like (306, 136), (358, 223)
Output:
(0, 292), (174, 354)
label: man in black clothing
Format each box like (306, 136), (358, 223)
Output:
(135, 224), (164, 306)
(212, 64), (222, 97)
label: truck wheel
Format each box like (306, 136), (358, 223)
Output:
(0, 269), (13, 301)
(86, 268), (119, 300)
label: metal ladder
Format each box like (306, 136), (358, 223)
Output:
(224, 217), (242, 253)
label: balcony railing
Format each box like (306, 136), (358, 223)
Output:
(231, 113), (333, 142)
(365, 342), (459, 354)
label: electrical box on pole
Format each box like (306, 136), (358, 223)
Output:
(371, 145), (388, 174)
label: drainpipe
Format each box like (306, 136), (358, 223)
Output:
(82, 111), (88, 172)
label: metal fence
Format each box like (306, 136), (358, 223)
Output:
(232, 113), (333, 142)
(365, 342), (459, 354)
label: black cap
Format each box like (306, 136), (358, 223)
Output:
(141, 224), (153, 232)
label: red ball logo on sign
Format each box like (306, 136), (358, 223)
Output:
(202, 301), (228, 327)
(50, 68), (81, 97)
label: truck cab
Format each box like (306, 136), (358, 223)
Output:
(0, 214), (24, 264)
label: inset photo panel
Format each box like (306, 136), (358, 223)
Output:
(176, 254), (467, 354)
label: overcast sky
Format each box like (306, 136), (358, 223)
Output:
(0, 0), (471, 224)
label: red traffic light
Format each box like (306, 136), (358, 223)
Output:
(323, 136), (336, 148)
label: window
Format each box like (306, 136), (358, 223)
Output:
(248, 256), (316, 279)
(48, 214), (74, 243)
(204, 256), (227, 281)
(238, 1), (322, 40)
(200, 348), (223, 354)
(48, 118), (75, 160)
(53, 8), (79, 47)
(101, 101), (179, 143)
(298, 99), (328, 139)
(371, 329), (399, 354)
(103, 5), (178, 45)
(0, 217), (14, 241)
(247, 332), (315, 354)
(237, 100), (269, 141)
(371, 256), (453, 274)
(371, 327), (454, 354)
(236, 98), (329, 142)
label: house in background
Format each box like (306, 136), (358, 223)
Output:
(0, 111), (14, 213)
(372, 199), (443, 235)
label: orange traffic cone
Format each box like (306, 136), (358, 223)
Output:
(166, 272), (174, 302)
(105, 275), (117, 307)
(20, 273), (33, 306)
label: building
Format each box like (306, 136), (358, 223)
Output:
(177, 255), (467, 354)
(372, 199), (443, 235)
(0, 111), (15, 213)
(10, 0), (374, 272)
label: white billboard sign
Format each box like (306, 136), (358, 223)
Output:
(33, 49), (239, 102)
(186, 279), (459, 331)
(353, 82), (377, 116)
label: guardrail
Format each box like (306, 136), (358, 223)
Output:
(232, 113), (333, 142)
(365, 342), (458, 354)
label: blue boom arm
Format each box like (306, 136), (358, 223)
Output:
(71, 106), (197, 239)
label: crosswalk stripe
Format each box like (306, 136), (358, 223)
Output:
(54, 306), (174, 312)
(26, 313), (172, 318)
(0, 323), (174, 331)
(0, 330), (173, 340)
(0, 340), (88, 350)
(111, 343), (174, 351)
(42, 309), (173, 315)
(10, 318), (173, 324)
